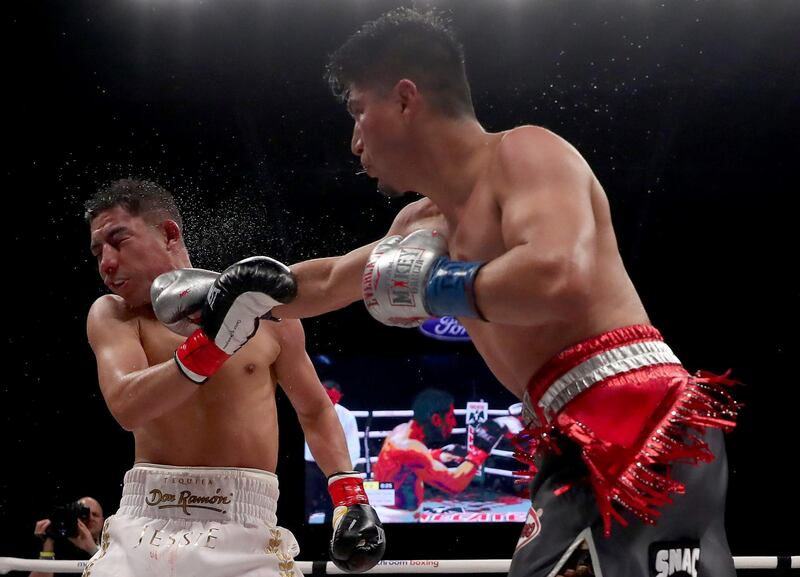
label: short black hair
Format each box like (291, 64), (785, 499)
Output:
(412, 388), (454, 423)
(326, 8), (475, 118)
(84, 179), (183, 229)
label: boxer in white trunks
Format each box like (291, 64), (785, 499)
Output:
(84, 179), (384, 577)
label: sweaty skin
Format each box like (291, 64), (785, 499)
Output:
(87, 207), (351, 473)
(278, 122), (648, 400)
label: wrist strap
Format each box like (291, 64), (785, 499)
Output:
(465, 445), (490, 467)
(425, 258), (486, 320)
(328, 471), (369, 507)
(175, 329), (230, 384)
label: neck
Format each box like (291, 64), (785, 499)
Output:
(409, 116), (501, 223)
(173, 248), (192, 270)
(408, 420), (426, 442)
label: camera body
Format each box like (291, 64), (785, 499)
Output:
(45, 501), (90, 540)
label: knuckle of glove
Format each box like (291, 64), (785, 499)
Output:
(329, 505), (385, 573)
(363, 233), (444, 327)
(401, 229), (447, 254)
(151, 269), (220, 333)
(474, 421), (505, 450)
(217, 257), (297, 305)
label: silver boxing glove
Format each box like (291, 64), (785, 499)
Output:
(150, 268), (219, 336)
(361, 229), (447, 327)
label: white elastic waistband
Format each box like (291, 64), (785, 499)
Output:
(118, 464), (280, 526)
(523, 340), (681, 426)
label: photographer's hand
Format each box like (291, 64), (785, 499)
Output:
(33, 519), (55, 553)
(29, 519), (56, 577)
(68, 520), (99, 556)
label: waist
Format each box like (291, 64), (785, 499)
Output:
(523, 325), (683, 426)
(119, 463), (280, 526)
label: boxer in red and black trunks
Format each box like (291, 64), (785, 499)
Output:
(173, 9), (739, 575)
(510, 325), (736, 576)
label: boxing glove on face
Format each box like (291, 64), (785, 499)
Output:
(151, 268), (220, 336)
(173, 257), (297, 383)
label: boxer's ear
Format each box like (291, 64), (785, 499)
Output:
(395, 78), (419, 117)
(162, 219), (182, 249)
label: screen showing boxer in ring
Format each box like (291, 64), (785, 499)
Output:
(305, 320), (528, 524)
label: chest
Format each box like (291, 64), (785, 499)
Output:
(138, 318), (280, 381)
(448, 186), (506, 262)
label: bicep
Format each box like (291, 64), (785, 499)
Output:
(87, 310), (149, 399)
(272, 321), (330, 418)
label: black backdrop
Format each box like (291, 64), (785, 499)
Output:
(3, 0), (798, 567)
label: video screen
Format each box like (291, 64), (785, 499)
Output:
(304, 317), (529, 524)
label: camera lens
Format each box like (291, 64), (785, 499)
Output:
(44, 501), (85, 540)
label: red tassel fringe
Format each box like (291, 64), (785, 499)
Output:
(512, 370), (740, 537)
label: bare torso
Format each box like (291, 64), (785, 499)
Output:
(133, 311), (281, 470)
(399, 128), (649, 399)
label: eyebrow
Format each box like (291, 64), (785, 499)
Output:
(90, 225), (129, 254)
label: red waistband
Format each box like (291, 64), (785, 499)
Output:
(526, 324), (668, 403)
(515, 325), (738, 537)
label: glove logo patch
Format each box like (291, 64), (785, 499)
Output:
(206, 285), (220, 309)
(388, 248), (424, 307)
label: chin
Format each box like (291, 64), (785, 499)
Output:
(377, 181), (409, 199)
(120, 291), (148, 308)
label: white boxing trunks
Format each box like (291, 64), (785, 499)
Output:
(83, 464), (301, 577)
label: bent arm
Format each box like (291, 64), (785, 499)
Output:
(419, 458), (480, 494)
(474, 128), (597, 325)
(273, 319), (353, 476)
(87, 297), (199, 431)
(397, 439), (480, 494)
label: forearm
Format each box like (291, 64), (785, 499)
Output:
(29, 540), (55, 577)
(104, 361), (199, 431)
(277, 243), (377, 319)
(473, 244), (589, 326)
(422, 461), (479, 494)
(302, 404), (354, 476)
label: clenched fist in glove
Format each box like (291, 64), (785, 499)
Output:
(466, 420), (507, 468)
(151, 256), (297, 383)
(362, 229), (485, 327)
(328, 472), (385, 573)
(151, 268), (219, 336)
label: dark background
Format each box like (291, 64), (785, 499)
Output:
(3, 0), (798, 569)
